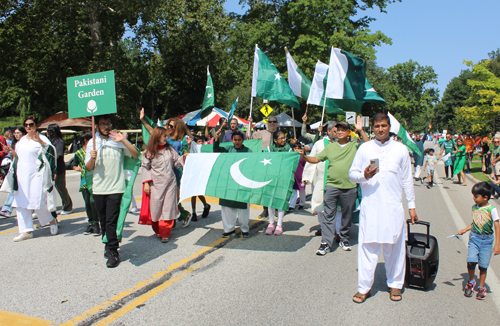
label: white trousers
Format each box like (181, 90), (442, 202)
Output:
(414, 165), (422, 179)
(289, 189), (306, 208)
(220, 206), (250, 233)
(16, 207), (54, 233)
(131, 195), (137, 209)
(268, 208), (285, 226)
(357, 231), (406, 294)
(317, 211), (341, 233)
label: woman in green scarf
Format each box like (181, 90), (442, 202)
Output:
(263, 131), (292, 235)
(453, 137), (467, 186)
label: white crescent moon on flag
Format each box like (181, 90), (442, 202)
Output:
(230, 158), (272, 189)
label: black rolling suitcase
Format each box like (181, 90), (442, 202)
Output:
(406, 220), (439, 290)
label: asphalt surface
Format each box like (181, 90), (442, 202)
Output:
(0, 141), (499, 325)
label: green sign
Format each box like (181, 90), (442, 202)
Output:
(67, 70), (117, 118)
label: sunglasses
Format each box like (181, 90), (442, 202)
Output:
(494, 141), (500, 144)
(24, 122), (35, 128)
(268, 121), (278, 124)
(168, 124), (175, 129)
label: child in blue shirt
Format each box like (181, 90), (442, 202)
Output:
(458, 182), (500, 300)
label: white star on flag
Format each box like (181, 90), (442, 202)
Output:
(260, 158), (272, 166)
(207, 93), (212, 98)
(274, 73), (281, 80)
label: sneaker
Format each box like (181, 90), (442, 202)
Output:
(340, 240), (351, 251)
(222, 230), (235, 238)
(265, 223), (275, 235)
(191, 213), (198, 222)
(60, 210), (73, 215)
(13, 233), (33, 242)
(0, 210), (11, 217)
(106, 251), (120, 268)
(316, 242), (330, 255)
(464, 280), (475, 297)
(241, 232), (250, 238)
(83, 224), (93, 235)
(259, 208), (268, 219)
(298, 205), (304, 210)
(202, 204), (211, 218)
(129, 207), (139, 213)
(92, 224), (101, 236)
(476, 286), (486, 300)
(274, 225), (283, 236)
(50, 222), (58, 235)
(288, 207), (295, 212)
(314, 230), (322, 236)
(335, 235), (341, 243)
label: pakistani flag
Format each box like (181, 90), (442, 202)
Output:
(201, 66), (214, 119)
(307, 60), (345, 115)
(286, 50), (311, 99)
(363, 79), (385, 104)
(388, 112), (422, 156)
(179, 152), (300, 211)
(252, 45), (300, 109)
(324, 47), (366, 113)
(201, 139), (262, 154)
(227, 97), (238, 122)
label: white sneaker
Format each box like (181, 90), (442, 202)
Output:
(32, 212), (38, 219)
(60, 210), (73, 215)
(13, 233), (33, 242)
(129, 207), (139, 213)
(50, 222), (58, 235)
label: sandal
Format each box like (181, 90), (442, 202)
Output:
(181, 213), (192, 228)
(389, 288), (402, 301)
(352, 291), (371, 304)
(161, 237), (169, 243)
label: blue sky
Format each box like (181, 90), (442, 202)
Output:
(224, 0), (500, 98)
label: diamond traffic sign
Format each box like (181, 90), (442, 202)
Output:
(260, 104), (273, 117)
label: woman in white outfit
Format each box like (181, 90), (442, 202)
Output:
(5, 115), (59, 241)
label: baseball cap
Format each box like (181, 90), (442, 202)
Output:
(335, 121), (350, 129)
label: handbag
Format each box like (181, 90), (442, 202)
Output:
(0, 163), (15, 193)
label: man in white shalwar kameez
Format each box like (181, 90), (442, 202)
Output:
(348, 113), (418, 303)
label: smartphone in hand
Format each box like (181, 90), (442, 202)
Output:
(370, 158), (379, 173)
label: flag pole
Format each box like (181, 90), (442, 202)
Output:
(248, 96), (254, 137)
(291, 107), (296, 139)
(321, 95), (327, 128)
(92, 116), (96, 150)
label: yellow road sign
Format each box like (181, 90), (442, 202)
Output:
(263, 119), (268, 124)
(260, 104), (273, 117)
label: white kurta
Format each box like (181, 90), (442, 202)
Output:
(348, 138), (415, 244)
(12, 135), (53, 210)
(302, 137), (330, 212)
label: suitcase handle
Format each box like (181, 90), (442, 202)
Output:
(406, 219), (430, 248)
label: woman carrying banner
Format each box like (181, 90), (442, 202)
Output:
(141, 127), (185, 242)
(4, 116), (59, 241)
(264, 131), (292, 235)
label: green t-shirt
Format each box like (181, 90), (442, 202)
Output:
(316, 142), (360, 189)
(471, 204), (499, 235)
(92, 146), (131, 195)
(491, 145), (500, 160)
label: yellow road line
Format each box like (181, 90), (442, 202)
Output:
(61, 219), (264, 325)
(0, 212), (87, 235)
(0, 309), (53, 326)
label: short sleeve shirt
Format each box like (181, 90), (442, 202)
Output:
(316, 142), (360, 189)
(91, 145), (131, 195)
(471, 205), (499, 235)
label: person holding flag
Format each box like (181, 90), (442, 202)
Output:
(141, 127), (185, 243)
(86, 114), (139, 268)
(213, 128), (252, 237)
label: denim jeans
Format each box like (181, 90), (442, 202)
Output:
(1, 193), (14, 213)
(467, 231), (494, 269)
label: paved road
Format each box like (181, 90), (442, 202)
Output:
(1, 141), (499, 325)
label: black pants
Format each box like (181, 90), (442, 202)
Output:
(55, 174), (73, 211)
(94, 194), (123, 251)
(465, 152), (473, 172)
(81, 188), (99, 225)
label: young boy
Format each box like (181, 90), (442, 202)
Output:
(458, 182), (500, 300)
(421, 148), (439, 189)
(72, 131), (100, 236)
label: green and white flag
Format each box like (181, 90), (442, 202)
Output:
(252, 45), (300, 109)
(200, 139), (262, 154)
(388, 112), (422, 156)
(286, 50), (311, 99)
(307, 60), (345, 115)
(179, 152), (300, 211)
(201, 65), (214, 119)
(324, 47), (366, 112)
(364, 79), (385, 104)
(227, 97), (238, 122)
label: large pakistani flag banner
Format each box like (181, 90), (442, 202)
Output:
(363, 79), (385, 103)
(200, 66), (215, 119)
(307, 60), (345, 115)
(252, 45), (300, 109)
(324, 47), (366, 113)
(286, 50), (311, 99)
(388, 112), (422, 156)
(67, 70), (117, 118)
(180, 152), (300, 211)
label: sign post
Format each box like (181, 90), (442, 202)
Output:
(67, 70), (117, 149)
(346, 111), (356, 125)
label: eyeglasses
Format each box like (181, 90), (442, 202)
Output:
(24, 122), (35, 128)
(268, 121), (278, 124)
(99, 123), (112, 127)
(168, 124), (175, 129)
(277, 137), (286, 140)
(494, 141), (500, 144)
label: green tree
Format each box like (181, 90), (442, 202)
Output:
(458, 59), (500, 134)
(385, 60), (439, 130)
